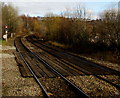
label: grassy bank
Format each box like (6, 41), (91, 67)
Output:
(0, 40), (7, 45)
(0, 39), (14, 46)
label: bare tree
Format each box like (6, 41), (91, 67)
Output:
(101, 9), (120, 51)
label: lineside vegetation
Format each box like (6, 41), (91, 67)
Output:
(2, 3), (120, 63)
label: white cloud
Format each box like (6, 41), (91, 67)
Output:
(1, 0), (119, 19)
(11, 2), (77, 16)
(1, 0), (120, 2)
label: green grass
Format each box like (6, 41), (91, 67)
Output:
(2, 40), (8, 46)
(0, 40), (5, 45)
(118, 84), (120, 86)
(0, 39), (11, 46)
(0, 40), (2, 45)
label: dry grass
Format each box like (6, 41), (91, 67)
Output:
(47, 41), (120, 64)
(48, 41), (70, 49)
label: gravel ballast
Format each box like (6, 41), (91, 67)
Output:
(1, 44), (43, 96)
(1, 39), (120, 97)
(67, 75), (120, 97)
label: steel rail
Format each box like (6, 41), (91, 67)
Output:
(14, 38), (50, 98)
(20, 37), (90, 97)
(29, 37), (120, 76)
(27, 37), (120, 90)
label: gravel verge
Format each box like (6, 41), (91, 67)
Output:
(1, 44), (43, 96)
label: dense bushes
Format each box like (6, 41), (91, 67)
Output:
(41, 8), (119, 56)
(41, 13), (119, 63)
(43, 17), (89, 48)
(2, 2), (119, 59)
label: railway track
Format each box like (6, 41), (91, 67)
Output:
(14, 37), (50, 97)
(27, 36), (120, 75)
(41, 42), (120, 75)
(14, 37), (89, 97)
(26, 36), (120, 90)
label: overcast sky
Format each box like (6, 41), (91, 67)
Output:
(1, 0), (120, 2)
(1, 0), (119, 19)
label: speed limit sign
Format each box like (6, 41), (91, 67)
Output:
(3, 35), (7, 39)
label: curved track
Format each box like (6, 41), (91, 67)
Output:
(14, 37), (50, 98)
(14, 37), (90, 98)
(27, 36), (120, 75)
(26, 36), (120, 90)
